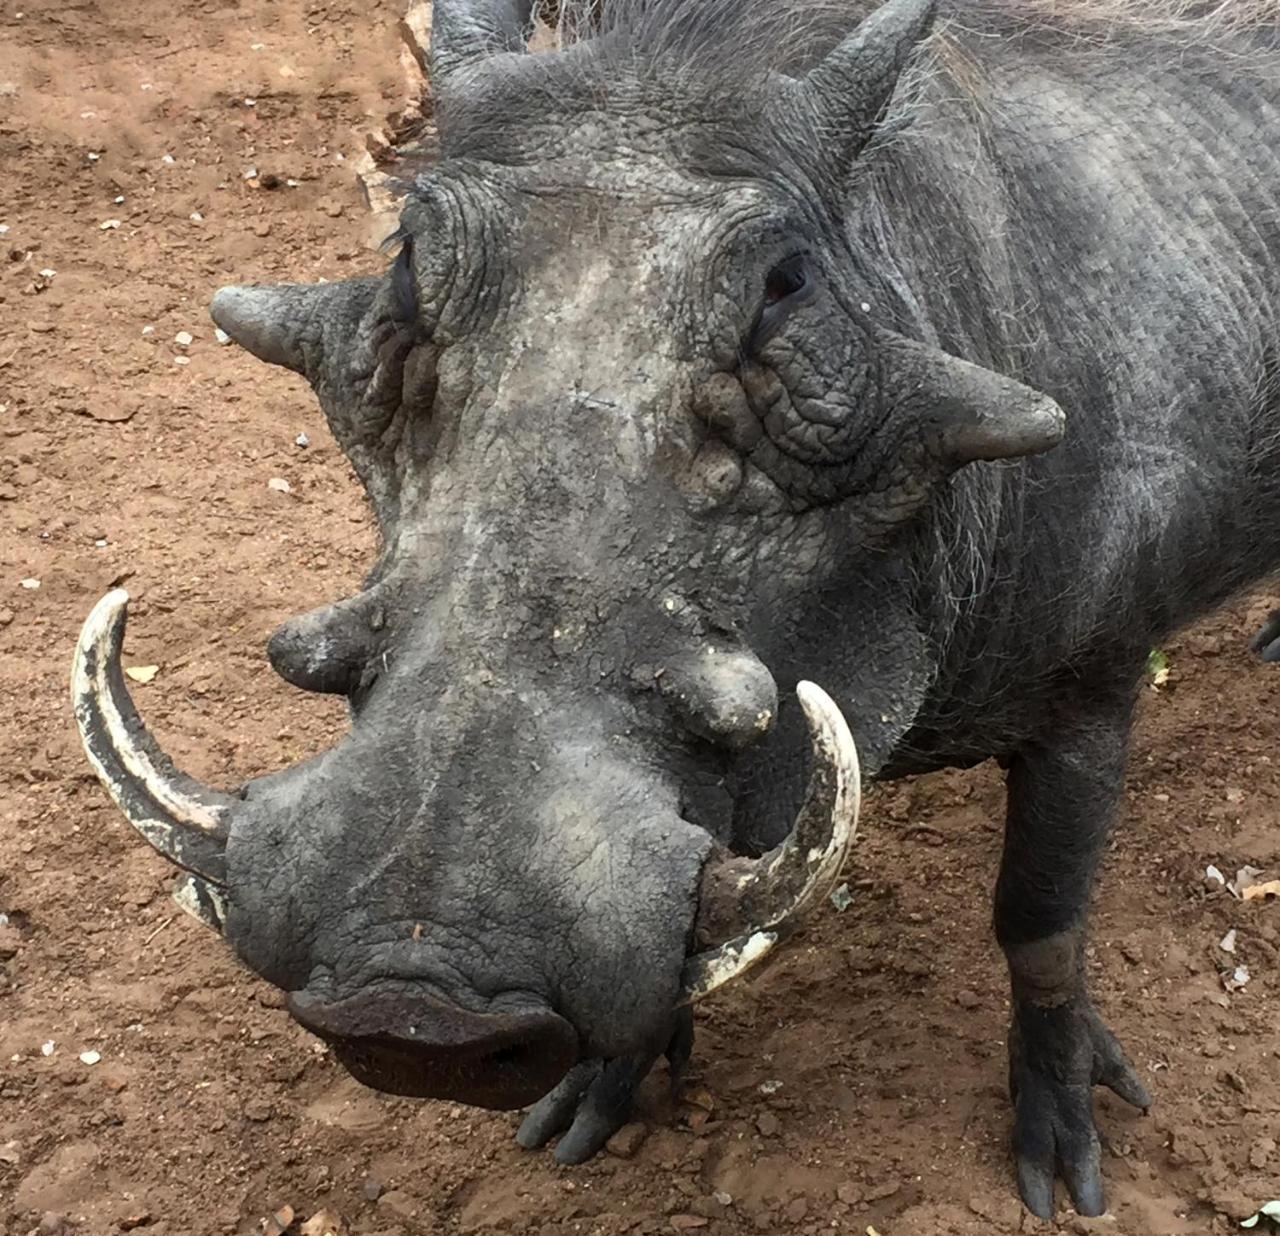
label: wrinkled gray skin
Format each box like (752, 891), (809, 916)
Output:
(205, 0), (1280, 1218)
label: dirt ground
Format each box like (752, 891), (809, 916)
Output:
(1, 2), (1279, 1234)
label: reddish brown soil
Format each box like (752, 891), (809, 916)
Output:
(2, 4), (1279, 1234)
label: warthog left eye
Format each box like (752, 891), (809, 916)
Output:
(749, 253), (814, 352)
(388, 233), (419, 324)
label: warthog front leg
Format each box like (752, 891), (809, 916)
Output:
(516, 1007), (694, 1163)
(995, 696), (1151, 1219)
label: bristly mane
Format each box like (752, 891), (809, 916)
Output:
(532, 0), (1280, 86)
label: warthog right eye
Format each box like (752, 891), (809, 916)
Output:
(748, 252), (814, 353)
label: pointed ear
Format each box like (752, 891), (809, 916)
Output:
(803, 0), (937, 154)
(210, 280), (378, 379)
(879, 329), (1066, 466)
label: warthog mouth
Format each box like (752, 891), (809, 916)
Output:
(286, 988), (580, 1109)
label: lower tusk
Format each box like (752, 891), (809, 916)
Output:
(748, 680), (862, 927)
(71, 589), (233, 884)
(678, 930), (778, 1003)
(172, 873), (228, 933)
(680, 680), (860, 1001)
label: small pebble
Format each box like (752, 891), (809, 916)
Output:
(755, 1111), (781, 1137)
(605, 1122), (648, 1158)
(100, 219), (121, 229)
(40, 1040), (55, 1056)
(362, 1177), (383, 1201)
(174, 330), (193, 347)
(20, 578), (40, 590)
(267, 477), (292, 494)
(173, 355), (190, 366)
(295, 432), (309, 447)
(214, 327), (231, 345)
(79, 1050), (101, 1066)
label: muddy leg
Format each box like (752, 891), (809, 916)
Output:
(995, 697), (1151, 1220)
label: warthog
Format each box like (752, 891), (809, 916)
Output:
(73, 0), (1280, 1216)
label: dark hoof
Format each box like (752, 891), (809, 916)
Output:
(1010, 1000), (1150, 1219)
(516, 1012), (692, 1164)
(517, 1059), (639, 1163)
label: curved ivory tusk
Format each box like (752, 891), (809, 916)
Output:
(71, 590), (233, 885)
(172, 873), (228, 933)
(679, 930), (778, 1004)
(680, 681), (861, 1001)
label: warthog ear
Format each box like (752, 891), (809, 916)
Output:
(879, 329), (1067, 467)
(210, 279), (379, 380)
(803, 0), (937, 154)
(430, 0), (535, 93)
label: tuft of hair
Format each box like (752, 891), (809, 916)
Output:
(530, 0), (1280, 81)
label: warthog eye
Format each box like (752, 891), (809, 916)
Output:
(763, 255), (807, 305)
(749, 253), (813, 352)
(387, 232), (418, 324)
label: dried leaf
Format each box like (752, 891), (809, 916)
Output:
(125, 665), (158, 684)
(1229, 866), (1266, 898)
(85, 402), (138, 423)
(262, 1205), (294, 1236)
(1242, 879), (1280, 901)
(299, 1210), (345, 1236)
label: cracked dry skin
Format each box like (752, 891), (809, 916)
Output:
(5, 0), (1280, 1233)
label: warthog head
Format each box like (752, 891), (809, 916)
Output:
(73, 0), (1063, 1155)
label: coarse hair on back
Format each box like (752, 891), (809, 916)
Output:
(528, 0), (1280, 86)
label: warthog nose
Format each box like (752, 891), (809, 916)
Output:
(286, 988), (579, 1110)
